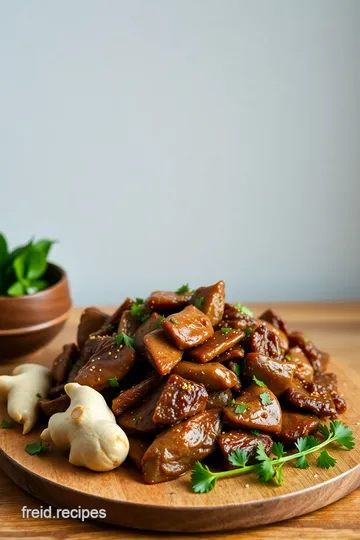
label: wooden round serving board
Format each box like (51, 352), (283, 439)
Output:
(0, 357), (359, 532)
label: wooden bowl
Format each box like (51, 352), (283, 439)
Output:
(0, 263), (72, 360)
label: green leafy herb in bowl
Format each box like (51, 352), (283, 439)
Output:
(0, 233), (56, 297)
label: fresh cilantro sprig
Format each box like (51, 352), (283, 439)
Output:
(114, 332), (135, 348)
(252, 375), (266, 387)
(25, 440), (49, 456)
(191, 421), (355, 493)
(193, 296), (204, 309)
(221, 327), (231, 335)
(234, 303), (254, 317)
(234, 403), (247, 414)
(176, 284), (191, 294)
(108, 377), (120, 387)
(130, 299), (150, 322)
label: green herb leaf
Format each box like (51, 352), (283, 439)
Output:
(233, 363), (241, 376)
(0, 233), (8, 263)
(250, 429), (261, 436)
(244, 327), (253, 337)
(295, 455), (310, 469)
(13, 251), (27, 282)
(255, 460), (275, 483)
(228, 449), (248, 468)
(0, 419), (14, 429)
(26, 279), (49, 295)
(193, 296), (204, 309)
(284, 354), (291, 361)
(317, 450), (336, 469)
(36, 393), (42, 398)
(221, 327), (231, 335)
(108, 377), (120, 387)
(156, 315), (165, 328)
(235, 403), (248, 414)
(256, 443), (270, 462)
(259, 392), (271, 406)
(135, 297), (144, 305)
(26, 245), (47, 281)
(33, 239), (55, 258)
(234, 303), (254, 317)
(191, 461), (217, 493)
(130, 303), (143, 317)
(25, 440), (49, 456)
(252, 375), (266, 387)
(275, 463), (285, 485)
(7, 281), (25, 297)
(330, 420), (355, 449)
(295, 435), (318, 453)
(272, 442), (286, 459)
(170, 317), (179, 324)
(227, 398), (236, 407)
(318, 423), (330, 439)
(114, 333), (136, 348)
(176, 284), (190, 294)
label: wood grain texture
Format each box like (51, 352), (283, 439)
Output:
(0, 303), (359, 539)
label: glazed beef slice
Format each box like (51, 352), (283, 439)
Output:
(141, 409), (222, 483)
(219, 430), (273, 468)
(153, 374), (208, 424)
(163, 305), (214, 349)
(188, 329), (244, 363)
(191, 280), (225, 326)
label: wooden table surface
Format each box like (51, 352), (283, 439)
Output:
(0, 302), (359, 539)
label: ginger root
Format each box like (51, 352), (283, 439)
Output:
(41, 382), (129, 471)
(0, 363), (51, 434)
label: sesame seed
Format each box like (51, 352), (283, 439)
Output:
(245, 484), (249, 488)
(314, 474), (318, 478)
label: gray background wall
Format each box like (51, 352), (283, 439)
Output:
(1, 1), (359, 305)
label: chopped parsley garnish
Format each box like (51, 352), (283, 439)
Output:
(176, 284), (191, 294)
(284, 354), (291, 361)
(227, 398), (236, 407)
(250, 429), (261, 437)
(259, 392), (271, 406)
(0, 419), (14, 429)
(193, 296), (204, 309)
(36, 393), (42, 398)
(234, 303), (254, 317)
(234, 403), (248, 414)
(25, 440), (49, 456)
(221, 327), (231, 335)
(191, 420), (355, 493)
(135, 297), (144, 304)
(156, 315), (165, 328)
(108, 377), (120, 387)
(244, 327), (253, 337)
(130, 302), (150, 322)
(233, 363), (241, 376)
(114, 332), (135, 348)
(170, 318), (179, 324)
(252, 375), (266, 387)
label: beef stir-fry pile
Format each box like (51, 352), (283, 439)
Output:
(40, 281), (347, 484)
